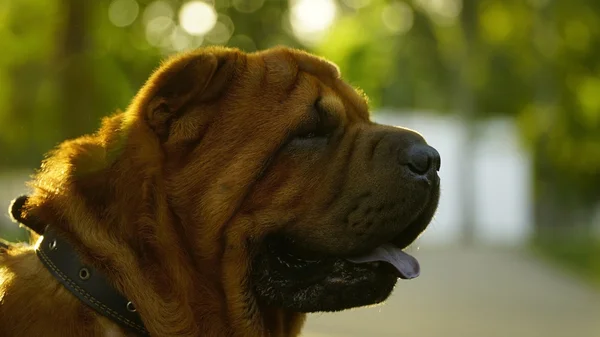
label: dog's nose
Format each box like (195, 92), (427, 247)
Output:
(405, 144), (440, 175)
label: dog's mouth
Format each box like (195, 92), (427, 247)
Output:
(346, 244), (420, 278)
(265, 233), (420, 280)
(252, 232), (421, 313)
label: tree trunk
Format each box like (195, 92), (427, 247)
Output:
(56, 0), (95, 140)
(456, 0), (478, 246)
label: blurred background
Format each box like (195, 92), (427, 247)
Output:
(1, 0), (600, 336)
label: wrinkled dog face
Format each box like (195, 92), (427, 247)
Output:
(238, 52), (441, 312)
(153, 47), (440, 315)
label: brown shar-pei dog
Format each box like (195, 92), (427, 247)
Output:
(0, 46), (440, 337)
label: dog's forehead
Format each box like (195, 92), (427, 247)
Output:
(256, 48), (370, 120)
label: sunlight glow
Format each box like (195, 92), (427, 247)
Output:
(179, 1), (217, 36)
(289, 0), (337, 43)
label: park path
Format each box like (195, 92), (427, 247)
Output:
(302, 246), (600, 337)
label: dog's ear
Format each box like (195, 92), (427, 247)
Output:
(134, 49), (238, 140)
(9, 195), (46, 235)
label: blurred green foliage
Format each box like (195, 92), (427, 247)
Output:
(0, 0), (599, 231)
(533, 232), (600, 286)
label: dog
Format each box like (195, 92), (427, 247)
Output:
(0, 46), (440, 337)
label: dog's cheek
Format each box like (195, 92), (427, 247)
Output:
(243, 158), (312, 212)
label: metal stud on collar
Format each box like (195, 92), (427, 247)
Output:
(79, 268), (90, 280)
(126, 301), (137, 313)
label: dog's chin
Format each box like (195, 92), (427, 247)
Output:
(251, 235), (400, 313)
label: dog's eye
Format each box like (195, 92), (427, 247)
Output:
(295, 101), (336, 140)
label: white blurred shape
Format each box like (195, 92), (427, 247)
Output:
(472, 119), (533, 246)
(289, 0), (337, 44)
(179, 1), (217, 36)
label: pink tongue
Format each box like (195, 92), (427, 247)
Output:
(346, 244), (420, 279)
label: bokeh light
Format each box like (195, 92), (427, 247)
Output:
(145, 16), (175, 47)
(169, 26), (192, 51)
(143, 1), (174, 25)
(108, 0), (140, 28)
(232, 0), (265, 13)
(205, 15), (235, 44)
(381, 1), (414, 35)
(576, 76), (600, 120)
(289, 0), (337, 44)
(480, 2), (512, 43)
(179, 1), (218, 36)
(414, 0), (462, 26)
(341, 0), (372, 10)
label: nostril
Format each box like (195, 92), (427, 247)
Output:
(405, 144), (440, 175)
(406, 146), (431, 174)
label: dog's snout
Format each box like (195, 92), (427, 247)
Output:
(404, 144), (440, 175)
(367, 126), (440, 178)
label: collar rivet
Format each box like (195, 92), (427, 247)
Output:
(126, 301), (137, 313)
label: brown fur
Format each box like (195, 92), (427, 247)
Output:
(0, 46), (380, 337)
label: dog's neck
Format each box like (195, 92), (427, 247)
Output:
(26, 190), (304, 337)
(18, 117), (305, 337)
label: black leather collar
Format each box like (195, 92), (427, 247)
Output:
(35, 227), (150, 336)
